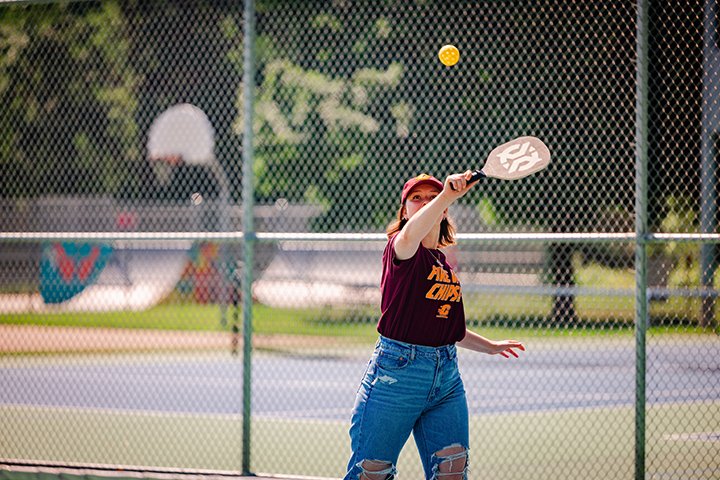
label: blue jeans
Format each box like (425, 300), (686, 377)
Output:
(344, 336), (469, 479)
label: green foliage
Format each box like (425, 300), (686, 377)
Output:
(0, 0), (698, 239)
(236, 58), (401, 209)
(233, 1), (641, 232)
(657, 195), (704, 289)
(0, 2), (140, 197)
(231, 0), (408, 228)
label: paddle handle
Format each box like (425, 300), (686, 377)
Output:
(468, 169), (486, 185)
(450, 170), (485, 191)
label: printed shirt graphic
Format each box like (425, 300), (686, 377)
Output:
(377, 235), (466, 347)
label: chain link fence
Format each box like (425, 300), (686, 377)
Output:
(1, 0), (719, 479)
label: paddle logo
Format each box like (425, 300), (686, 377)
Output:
(497, 140), (546, 174)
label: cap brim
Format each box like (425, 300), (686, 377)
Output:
(402, 178), (444, 203)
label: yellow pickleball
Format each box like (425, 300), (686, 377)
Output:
(438, 44), (460, 67)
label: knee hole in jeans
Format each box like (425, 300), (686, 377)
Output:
(432, 444), (468, 480)
(356, 459), (395, 480)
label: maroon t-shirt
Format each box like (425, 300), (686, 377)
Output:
(377, 235), (466, 347)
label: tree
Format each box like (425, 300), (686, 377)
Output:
(0, 1), (139, 198)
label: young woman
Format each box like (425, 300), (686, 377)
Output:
(344, 172), (525, 480)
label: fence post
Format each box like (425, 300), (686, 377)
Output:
(241, 0), (256, 474)
(701, 0), (719, 329)
(634, 0), (650, 478)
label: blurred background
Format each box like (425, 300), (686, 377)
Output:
(0, 0), (718, 479)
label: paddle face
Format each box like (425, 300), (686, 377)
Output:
(479, 136), (551, 181)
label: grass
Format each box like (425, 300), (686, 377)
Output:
(0, 303), (379, 341)
(1, 294), (717, 342)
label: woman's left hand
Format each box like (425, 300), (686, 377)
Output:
(490, 340), (526, 358)
(457, 329), (526, 358)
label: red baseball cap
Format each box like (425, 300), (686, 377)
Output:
(400, 173), (444, 204)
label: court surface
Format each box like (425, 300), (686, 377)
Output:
(1, 338), (717, 418)
(1, 336), (718, 478)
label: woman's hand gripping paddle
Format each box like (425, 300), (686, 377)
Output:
(452, 136), (551, 189)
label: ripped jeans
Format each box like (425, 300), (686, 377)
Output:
(344, 336), (469, 479)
